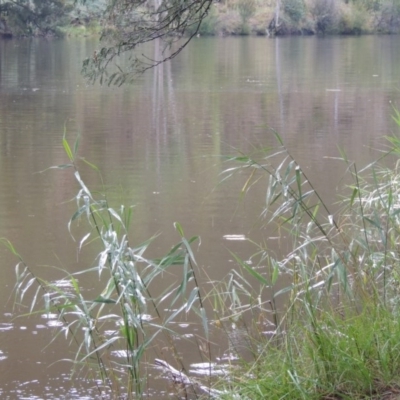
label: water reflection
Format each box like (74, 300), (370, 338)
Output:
(0, 322), (13, 331)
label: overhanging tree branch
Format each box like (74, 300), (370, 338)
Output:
(81, 0), (213, 85)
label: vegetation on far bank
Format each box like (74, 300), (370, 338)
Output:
(0, 0), (104, 38)
(202, 0), (400, 36)
(2, 0), (400, 39)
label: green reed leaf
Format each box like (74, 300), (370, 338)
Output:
(20, 277), (35, 302)
(70, 275), (80, 296)
(273, 129), (284, 146)
(337, 144), (349, 164)
(30, 285), (42, 313)
(74, 171), (92, 198)
(174, 222), (185, 237)
(165, 303), (186, 325)
(295, 166), (302, 199)
(181, 254), (189, 295)
(200, 307), (209, 340)
(108, 207), (125, 229)
(364, 216), (382, 230)
(79, 232), (90, 252)
(94, 296), (116, 304)
(271, 260), (279, 286)
(388, 187), (393, 209)
(80, 157), (100, 171)
(80, 336), (120, 362)
(350, 187), (358, 207)
(186, 287), (198, 313)
(230, 251), (269, 286)
(273, 285), (294, 299)
(68, 205), (88, 235)
(73, 135), (80, 157)
(1, 238), (22, 258)
(182, 237), (197, 266)
(63, 127), (74, 162)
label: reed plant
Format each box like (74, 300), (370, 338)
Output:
(214, 126), (400, 399)
(9, 132), (212, 399)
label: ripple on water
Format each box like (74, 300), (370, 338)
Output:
(189, 362), (230, 376)
(0, 350), (8, 361)
(223, 234), (247, 241)
(0, 323), (13, 331)
(40, 313), (64, 327)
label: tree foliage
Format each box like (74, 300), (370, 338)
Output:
(0, 0), (72, 37)
(81, 0), (213, 85)
(282, 0), (305, 23)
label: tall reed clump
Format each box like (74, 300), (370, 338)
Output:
(8, 133), (211, 399)
(214, 125), (400, 399)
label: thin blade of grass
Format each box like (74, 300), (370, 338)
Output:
(230, 251), (269, 286)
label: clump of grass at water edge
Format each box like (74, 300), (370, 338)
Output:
(7, 132), (212, 399)
(6, 119), (400, 399)
(215, 125), (400, 399)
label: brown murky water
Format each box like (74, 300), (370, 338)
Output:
(0, 35), (400, 398)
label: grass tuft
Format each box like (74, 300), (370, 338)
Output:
(216, 117), (400, 399)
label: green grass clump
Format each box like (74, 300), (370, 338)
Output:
(214, 124), (400, 398)
(222, 307), (400, 399)
(222, 305), (400, 399)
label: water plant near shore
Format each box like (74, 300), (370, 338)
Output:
(9, 133), (212, 399)
(213, 129), (400, 399)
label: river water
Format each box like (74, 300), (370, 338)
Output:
(0, 35), (399, 398)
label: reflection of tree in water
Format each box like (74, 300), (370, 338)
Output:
(151, 38), (178, 179)
(275, 37), (285, 137)
(152, 39), (167, 141)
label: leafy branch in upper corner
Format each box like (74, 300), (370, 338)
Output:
(81, 0), (213, 85)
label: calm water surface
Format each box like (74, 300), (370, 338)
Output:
(0, 35), (399, 398)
